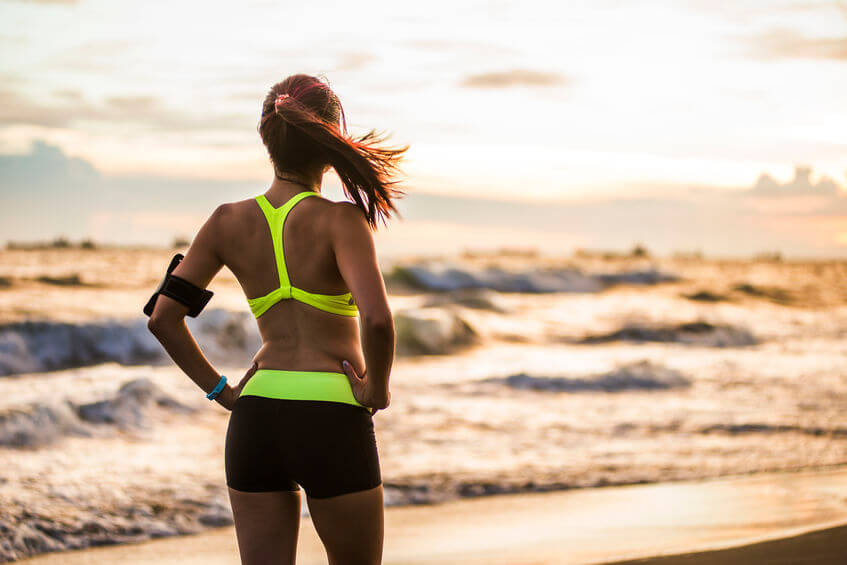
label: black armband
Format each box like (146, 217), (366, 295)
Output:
(143, 253), (213, 318)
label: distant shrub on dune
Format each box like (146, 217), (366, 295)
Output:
(630, 243), (649, 257)
(5, 238), (98, 250)
(574, 247), (615, 258)
(459, 247), (539, 259)
(574, 245), (651, 260)
(35, 274), (86, 287)
(753, 251), (782, 262)
(172, 236), (191, 249)
(672, 250), (704, 260)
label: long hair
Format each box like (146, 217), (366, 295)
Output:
(258, 74), (409, 229)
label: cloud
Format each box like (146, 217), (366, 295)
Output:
(335, 51), (378, 72)
(747, 28), (847, 60)
(747, 165), (843, 197)
(0, 89), (249, 132)
(0, 139), (100, 188)
(0, 140), (262, 244)
(404, 39), (517, 57)
(402, 170), (847, 257)
(460, 69), (568, 89)
(39, 39), (133, 73)
(8, 0), (78, 4)
(2, 140), (847, 257)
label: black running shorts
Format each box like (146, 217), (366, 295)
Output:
(225, 395), (382, 498)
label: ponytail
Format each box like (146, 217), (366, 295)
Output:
(258, 75), (409, 229)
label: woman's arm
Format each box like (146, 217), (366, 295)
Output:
(331, 202), (395, 410)
(147, 204), (240, 409)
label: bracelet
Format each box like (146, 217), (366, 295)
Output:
(206, 375), (227, 400)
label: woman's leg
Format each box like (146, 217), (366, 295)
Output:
(289, 400), (384, 564)
(225, 396), (303, 564)
(228, 487), (301, 565)
(306, 484), (384, 565)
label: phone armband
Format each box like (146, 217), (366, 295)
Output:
(143, 253), (213, 318)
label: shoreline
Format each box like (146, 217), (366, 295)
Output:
(19, 465), (847, 565)
(597, 522), (847, 564)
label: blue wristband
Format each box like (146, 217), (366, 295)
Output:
(206, 375), (227, 400)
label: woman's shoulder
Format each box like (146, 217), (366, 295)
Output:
(331, 200), (367, 221)
(202, 198), (257, 236)
(213, 196), (266, 220)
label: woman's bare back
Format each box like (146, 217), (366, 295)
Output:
(214, 190), (367, 373)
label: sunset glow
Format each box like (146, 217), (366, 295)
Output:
(1, 0), (845, 257)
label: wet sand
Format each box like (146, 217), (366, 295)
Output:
(20, 465), (847, 565)
(600, 523), (847, 564)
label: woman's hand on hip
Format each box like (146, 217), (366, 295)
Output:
(342, 360), (390, 414)
(218, 361), (259, 411)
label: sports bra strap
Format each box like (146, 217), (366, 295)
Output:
(255, 192), (318, 290)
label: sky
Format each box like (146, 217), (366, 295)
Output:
(0, 0), (845, 258)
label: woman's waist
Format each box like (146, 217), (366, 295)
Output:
(254, 340), (362, 373)
(240, 367), (372, 413)
(251, 367), (347, 378)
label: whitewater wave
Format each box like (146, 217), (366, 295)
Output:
(479, 360), (691, 393)
(388, 261), (679, 293)
(422, 288), (509, 312)
(1, 483), (231, 562)
(0, 304), (484, 376)
(575, 320), (757, 347)
(697, 423), (847, 437)
(0, 319), (160, 376)
(0, 378), (195, 449)
(395, 307), (479, 355)
(0, 309), (261, 377)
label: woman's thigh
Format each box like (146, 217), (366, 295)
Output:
(306, 484), (384, 565)
(228, 487), (301, 565)
(225, 396), (303, 564)
(225, 396), (383, 563)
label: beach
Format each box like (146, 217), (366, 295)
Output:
(1, 248), (846, 562)
(604, 524), (847, 564)
(19, 466), (847, 564)
(4, 0), (847, 561)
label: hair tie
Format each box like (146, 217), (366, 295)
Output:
(274, 93), (290, 110)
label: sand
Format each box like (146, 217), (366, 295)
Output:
(599, 523), (847, 564)
(19, 465), (847, 565)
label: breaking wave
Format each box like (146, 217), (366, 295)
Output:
(0, 304), (487, 376)
(697, 423), (847, 437)
(0, 309), (261, 377)
(0, 378), (195, 449)
(481, 360), (691, 393)
(387, 261), (679, 293)
(576, 320), (757, 347)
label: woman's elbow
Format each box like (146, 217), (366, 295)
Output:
(147, 313), (179, 338)
(147, 315), (166, 337)
(361, 310), (394, 332)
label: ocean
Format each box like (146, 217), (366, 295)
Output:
(1, 246), (845, 561)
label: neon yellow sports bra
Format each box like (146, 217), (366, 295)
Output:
(247, 191), (359, 318)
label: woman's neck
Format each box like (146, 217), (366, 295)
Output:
(272, 168), (322, 194)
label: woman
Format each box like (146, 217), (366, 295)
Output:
(147, 73), (407, 565)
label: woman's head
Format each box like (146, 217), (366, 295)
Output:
(258, 74), (408, 229)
